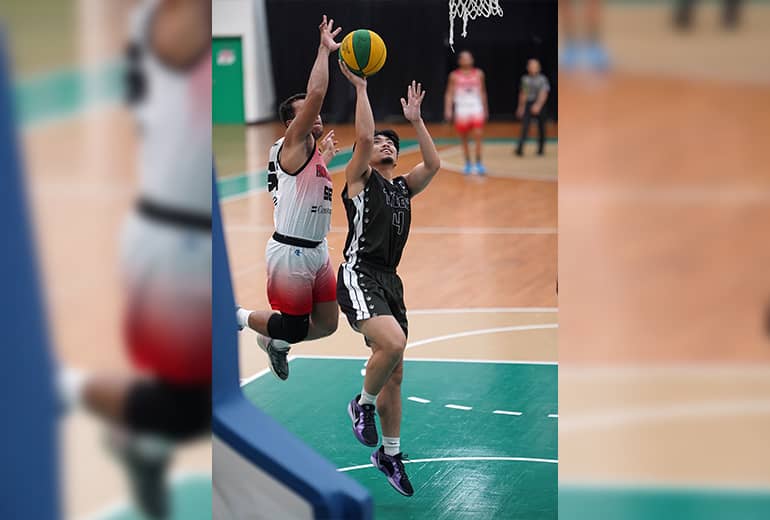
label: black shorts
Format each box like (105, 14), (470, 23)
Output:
(337, 262), (408, 342)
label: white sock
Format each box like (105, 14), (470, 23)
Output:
(236, 307), (252, 330)
(58, 366), (87, 412)
(358, 389), (378, 407)
(383, 436), (400, 456)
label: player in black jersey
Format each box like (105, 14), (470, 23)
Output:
(337, 61), (441, 497)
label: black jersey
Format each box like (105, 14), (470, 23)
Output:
(341, 169), (412, 271)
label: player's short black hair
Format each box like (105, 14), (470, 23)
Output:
(374, 129), (400, 154)
(278, 93), (306, 125)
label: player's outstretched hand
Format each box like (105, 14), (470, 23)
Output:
(319, 129), (340, 165)
(338, 59), (367, 88)
(401, 80), (426, 123)
(319, 15), (342, 52)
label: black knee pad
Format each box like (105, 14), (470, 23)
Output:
(267, 312), (309, 343)
(124, 380), (211, 441)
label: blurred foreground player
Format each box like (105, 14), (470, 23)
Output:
(58, 1), (212, 517)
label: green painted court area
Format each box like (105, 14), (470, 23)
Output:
(242, 357), (558, 519)
(98, 474), (211, 520)
(560, 484), (770, 520)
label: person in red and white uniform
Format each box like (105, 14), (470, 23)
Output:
(444, 50), (488, 175)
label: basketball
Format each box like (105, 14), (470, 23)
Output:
(339, 29), (387, 77)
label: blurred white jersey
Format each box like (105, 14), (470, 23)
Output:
(267, 138), (333, 242)
(452, 68), (484, 120)
(127, 0), (211, 215)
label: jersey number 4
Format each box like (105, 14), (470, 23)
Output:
(392, 211), (405, 236)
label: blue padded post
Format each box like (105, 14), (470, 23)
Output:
(0, 28), (60, 520)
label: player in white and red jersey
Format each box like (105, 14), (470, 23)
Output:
(444, 50), (488, 175)
(236, 16), (342, 381)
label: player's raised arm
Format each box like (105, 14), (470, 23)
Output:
(339, 60), (374, 196)
(284, 15), (341, 149)
(402, 81), (440, 196)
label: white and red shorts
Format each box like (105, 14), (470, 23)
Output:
(121, 211), (211, 385)
(266, 237), (337, 316)
(454, 115), (485, 134)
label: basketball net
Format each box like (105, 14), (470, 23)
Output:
(448, 0), (504, 50)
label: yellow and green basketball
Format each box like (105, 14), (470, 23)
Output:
(339, 29), (387, 77)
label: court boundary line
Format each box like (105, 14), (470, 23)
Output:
(405, 324), (558, 350)
(240, 367), (271, 386)
(408, 307), (557, 314)
(439, 144), (558, 182)
(337, 456), (558, 472)
(287, 354), (558, 365)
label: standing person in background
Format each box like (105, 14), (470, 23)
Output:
(515, 58), (550, 157)
(444, 50), (488, 175)
(560, 0), (610, 71)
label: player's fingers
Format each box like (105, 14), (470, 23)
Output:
(400, 97), (407, 109)
(328, 19), (334, 30)
(331, 27), (342, 37)
(419, 90), (426, 103)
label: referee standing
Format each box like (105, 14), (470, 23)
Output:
(515, 58), (550, 157)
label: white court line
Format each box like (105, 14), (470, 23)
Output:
(240, 367), (271, 387)
(338, 456), (558, 472)
(439, 145), (558, 182)
(406, 324), (558, 350)
(225, 224), (557, 235)
(493, 410), (523, 416)
(548, 414), (559, 418)
(445, 404), (473, 411)
(561, 400), (770, 434)
(408, 307), (557, 315)
(290, 354), (558, 366)
(408, 396), (431, 404)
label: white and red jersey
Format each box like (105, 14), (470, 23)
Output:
(451, 68), (485, 120)
(128, 0), (211, 216)
(267, 137), (333, 242)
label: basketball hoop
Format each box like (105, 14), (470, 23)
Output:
(448, 0), (504, 50)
